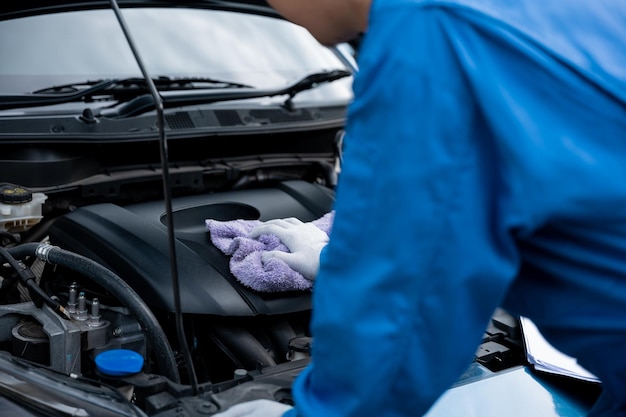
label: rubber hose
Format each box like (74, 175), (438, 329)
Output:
(0, 246), (64, 315)
(8, 243), (180, 383)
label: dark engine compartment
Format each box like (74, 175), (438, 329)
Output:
(33, 180), (332, 385)
(0, 177), (533, 416)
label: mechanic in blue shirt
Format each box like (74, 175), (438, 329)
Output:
(215, 0), (626, 416)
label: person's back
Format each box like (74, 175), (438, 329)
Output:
(216, 1), (626, 416)
(448, 2), (626, 414)
(291, 1), (626, 415)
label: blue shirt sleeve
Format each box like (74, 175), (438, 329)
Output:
(288, 5), (521, 417)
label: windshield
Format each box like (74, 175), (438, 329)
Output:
(0, 7), (352, 100)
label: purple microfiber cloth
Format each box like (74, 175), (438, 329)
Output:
(206, 211), (334, 292)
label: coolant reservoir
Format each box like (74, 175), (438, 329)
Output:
(0, 183), (47, 233)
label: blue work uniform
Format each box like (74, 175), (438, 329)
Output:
(285, 0), (626, 416)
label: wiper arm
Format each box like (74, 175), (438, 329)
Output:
(281, 69), (352, 110)
(106, 69), (352, 118)
(0, 80), (116, 110)
(0, 76), (252, 111)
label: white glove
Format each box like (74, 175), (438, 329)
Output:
(213, 399), (293, 417)
(249, 217), (329, 281)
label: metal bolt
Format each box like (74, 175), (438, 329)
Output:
(88, 298), (103, 327)
(91, 298), (100, 317)
(197, 402), (217, 414)
(67, 283), (78, 314)
(75, 292), (88, 321)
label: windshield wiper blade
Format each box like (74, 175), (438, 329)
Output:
(0, 77), (253, 111)
(33, 77), (251, 95)
(106, 69), (353, 118)
(0, 70), (351, 114)
(0, 80), (117, 110)
(153, 76), (252, 89)
(32, 80), (116, 95)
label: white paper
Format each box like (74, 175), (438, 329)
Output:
(519, 316), (600, 383)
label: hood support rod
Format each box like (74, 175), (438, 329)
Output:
(108, 0), (199, 394)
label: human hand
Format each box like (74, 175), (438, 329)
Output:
(213, 399), (293, 417)
(249, 217), (329, 281)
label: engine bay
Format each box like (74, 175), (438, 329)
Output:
(0, 172), (534, 416)
(0, 181), (331, 383)
(0, 179), (531, 417)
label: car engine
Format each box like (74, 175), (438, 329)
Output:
(0, 177), (528, 416)
(0, 179), (334, 387)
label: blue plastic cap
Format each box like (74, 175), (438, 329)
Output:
(95, 349), (144, 377)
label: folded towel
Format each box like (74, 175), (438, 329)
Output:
(206, 211), (334, 292)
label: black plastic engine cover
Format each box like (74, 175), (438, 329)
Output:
(48, 180), (335, 316)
